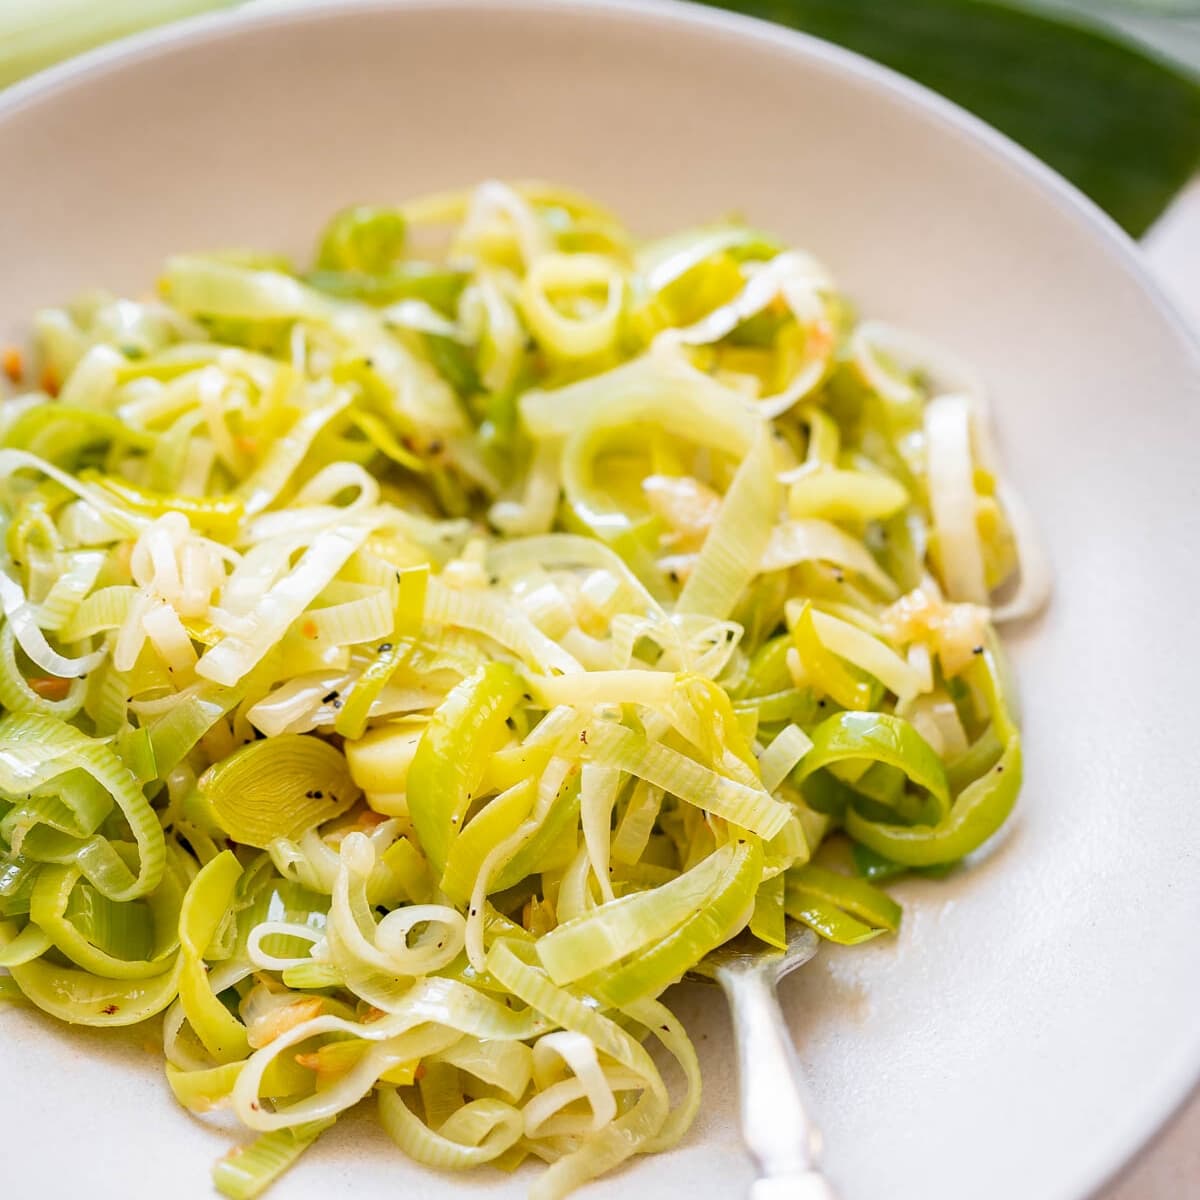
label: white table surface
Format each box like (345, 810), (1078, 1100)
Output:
(1095, 179), (1200, 1200)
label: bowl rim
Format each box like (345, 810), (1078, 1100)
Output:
(1, 3), (1198, 1198)
(1, 0), (1196, 369)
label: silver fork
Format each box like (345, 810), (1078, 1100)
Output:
(688, 923), (839, 1200)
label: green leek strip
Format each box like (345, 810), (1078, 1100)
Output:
(0, 920), (51, 966)
(575, 720), (791, 841)
(178, 851), (249, 1063)
(231, 979), (542, 1131)
(198, 735), (359, 850)
(237, 394), (355, 517)
(487, 938), (666, 1098)
(784, 889), (885, 945)
(532, 669), (678, 710)
(790, 600), (871, 710)
(163, 255), (329, 321)
(424, 579), (582, 676)
(280, 962), (342, 990)
(8, 951), (182, 1026)
(407, 663), (523, 875)
(87, 474), (245, 538)
(306, 265), (468, 313)
(521, 252), (625, 360)
(165, 1065), (244, 1108)
(32, 549), (106, 633)
(610, 780), (664, 866)
(786, 864), (901, 933)
(787, 464), (908, 522)
(0, 450), (143, 537)
(677, 422), (776, 620)
(335, 566), (428, 739)
(196, 521), (373, 686)
(481, 740), (554, 796)
(793, 710), (951, 822)
(115, 726), (158, 785)
(537, 842), (738, 985)
(61, 585), (137, 642)
(844, 650), (1021, 866)
(804, 604), (926, 702)
(584, 837), (763, 1006)
(3, 404), (155, 457)
(430, 1036), (534, 1104)
(294, 590), (394, 647)
(213, 1122), (333, 1200)
(29, 855), (185, 979)
(761, 518), (898, 597)
(637, 224), (777, 301)
(625, 996), (704, 1154)
(0, 855), (39, 918)
(0, 976), (26, 1004)
(0, 624), (86, 718)
(316, 205), (407, 272)
(440, 779), (536, 905)
(852, 843), (909, 883)
(0, 712), (164, 902)
(738, 634), (795, 699)
(378, 835), (435, 905)
(490, 771), (581, 893)
(148, 682), (244, 774)
(348, 409), (427, 473)
(580, 763), (620, 903)
(758, 724), (813, 794)
(946, 723), (1004, 794)
(749, 872), (787, 950)
(378, 1090), (523, 1171)
(167, 1061), (245, 1113)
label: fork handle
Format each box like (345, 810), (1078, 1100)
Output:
(718, 967), (840, 1200)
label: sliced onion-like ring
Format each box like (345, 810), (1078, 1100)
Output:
(521, 252), (625, 360)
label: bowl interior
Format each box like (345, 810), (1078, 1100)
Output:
(1, 4), (1199, 1199)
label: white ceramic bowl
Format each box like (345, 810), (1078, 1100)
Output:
(2, 3), (1198, 1199)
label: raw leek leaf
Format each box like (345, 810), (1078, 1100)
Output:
(706, 0), (1200, 234)
(0, 0), (238, 89)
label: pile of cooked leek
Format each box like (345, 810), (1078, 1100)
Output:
(0, 182), (1047, 1199)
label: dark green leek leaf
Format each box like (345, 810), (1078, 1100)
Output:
(706, 0), (1200, 234)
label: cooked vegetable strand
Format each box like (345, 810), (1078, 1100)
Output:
(0, 181), (1044, 1198)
